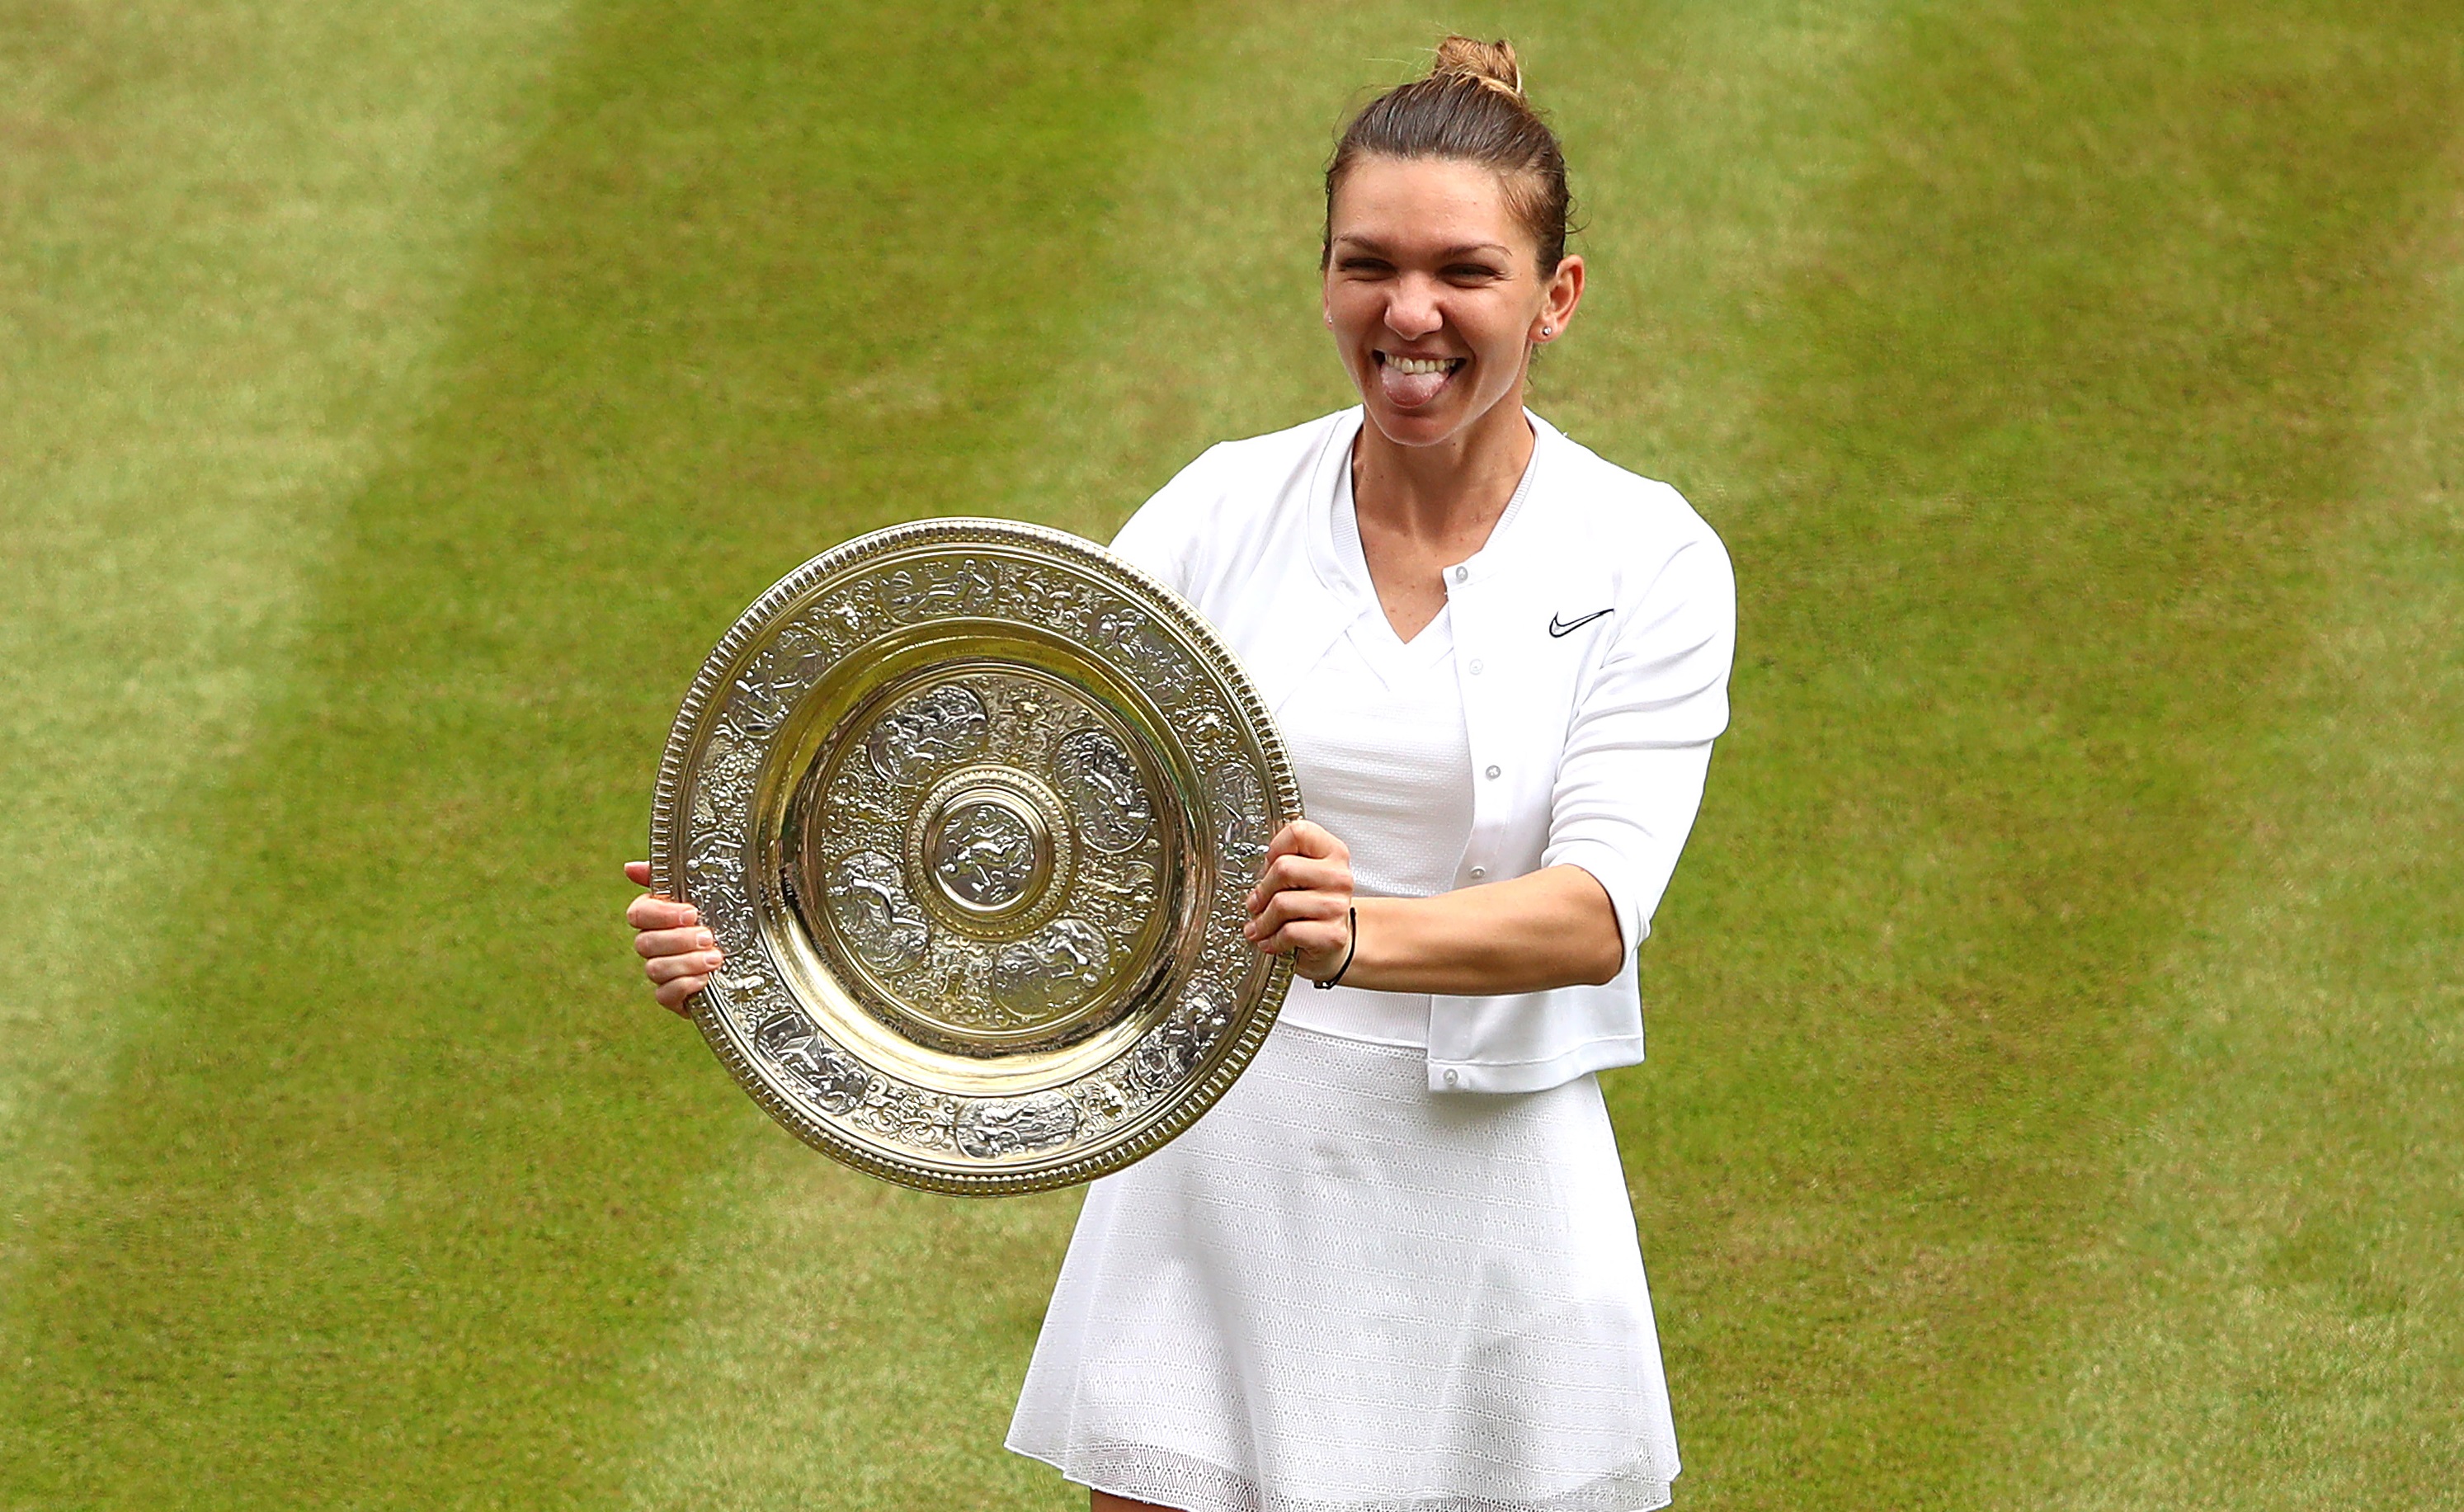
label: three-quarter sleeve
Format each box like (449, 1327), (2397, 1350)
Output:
(1539, 530), (1736, 955)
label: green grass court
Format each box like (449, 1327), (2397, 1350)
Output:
(5, 0), (2461, 1505)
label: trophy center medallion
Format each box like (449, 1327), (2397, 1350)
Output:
(923, 787), (1050, 917)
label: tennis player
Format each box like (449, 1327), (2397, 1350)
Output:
(629, 36), (1733, 1512)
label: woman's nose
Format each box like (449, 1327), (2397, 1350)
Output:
(1383, 281), (1444, 340)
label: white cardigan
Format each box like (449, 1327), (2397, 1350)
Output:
(1112, 407), (1736, 1095)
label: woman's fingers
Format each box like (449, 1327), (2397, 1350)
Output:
(1245, 879), (1348, 944)
(1248, 886), (1347, 933)
(625, 862), (709, 1015)
(645, 950), (723, 985)
(1262, 820), (1348, 865)
(1246, 854), (1350, 911)
(644, 940), (719, 1014)
(1246, 822), (1354, 968)
(627, 892), (699, 931)
(634, 923), (716, 960)
(1248, 830), (1354, 908)
(1251, 916), (1349, 959)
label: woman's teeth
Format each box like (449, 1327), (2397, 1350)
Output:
(1378, 353), (1460, 407)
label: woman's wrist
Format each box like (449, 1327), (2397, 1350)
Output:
(1311, 907), (1360, 989)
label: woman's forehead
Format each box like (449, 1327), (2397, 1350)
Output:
(1329, 157), (1531, 247)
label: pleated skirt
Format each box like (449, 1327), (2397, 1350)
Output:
(1007, 1021), (1681, 1512)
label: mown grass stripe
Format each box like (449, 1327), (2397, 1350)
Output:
(0, 1), (1193, 1505)
(2028, 149), (2464, 1510)
(1611, 1), (2464, 1503)
(0, 0), (572, 1308)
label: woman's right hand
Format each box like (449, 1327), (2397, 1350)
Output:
(1246, 820), (1356, 982)
(624, 859), (721, 1015)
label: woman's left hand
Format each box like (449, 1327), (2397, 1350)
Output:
(1245, 821), (1356, 982)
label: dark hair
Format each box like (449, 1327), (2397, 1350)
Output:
(1323, 36), (1574, 276)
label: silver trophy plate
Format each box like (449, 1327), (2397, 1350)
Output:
(649, 518), (1301, 1194)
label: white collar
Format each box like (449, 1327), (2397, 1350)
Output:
(1255, 407), (1562, 715)
(1305, 407), (1558, 601)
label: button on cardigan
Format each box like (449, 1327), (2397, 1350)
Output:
(1110, 407), (1736, 1095)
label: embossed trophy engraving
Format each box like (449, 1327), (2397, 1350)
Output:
(650, 519), (1299, 1196)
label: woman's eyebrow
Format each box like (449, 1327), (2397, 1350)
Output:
(1331, 235), (1514, 259)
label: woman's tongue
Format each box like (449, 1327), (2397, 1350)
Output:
(1379, 356), (1454, 408)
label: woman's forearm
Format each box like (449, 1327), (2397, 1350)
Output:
(1338, 864), (1624, 996)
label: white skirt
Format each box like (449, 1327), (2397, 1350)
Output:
(1007, 1021), (1681, 1512)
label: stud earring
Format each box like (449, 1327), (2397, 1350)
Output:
(1541, 324), (1554, 338)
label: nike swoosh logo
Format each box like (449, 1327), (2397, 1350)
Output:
(1548, 608), (1614, 638)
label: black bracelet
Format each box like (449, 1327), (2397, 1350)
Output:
(1312, 906), (1359, 990)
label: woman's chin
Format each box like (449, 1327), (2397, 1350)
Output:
(1362, 405), (1456, 447)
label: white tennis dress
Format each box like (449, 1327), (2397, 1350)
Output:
(1006, 469), (1683, 1512)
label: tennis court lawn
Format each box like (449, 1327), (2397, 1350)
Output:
(3, 1), (2458, 1506)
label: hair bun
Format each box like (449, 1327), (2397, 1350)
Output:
(1429, 35), (1523, 98)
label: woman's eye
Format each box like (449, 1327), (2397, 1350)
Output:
(1446, 265), (1503, 281)
(1338, 258), (1392, 274)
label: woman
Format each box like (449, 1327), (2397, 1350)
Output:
(629, 37), (1733, 1512)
